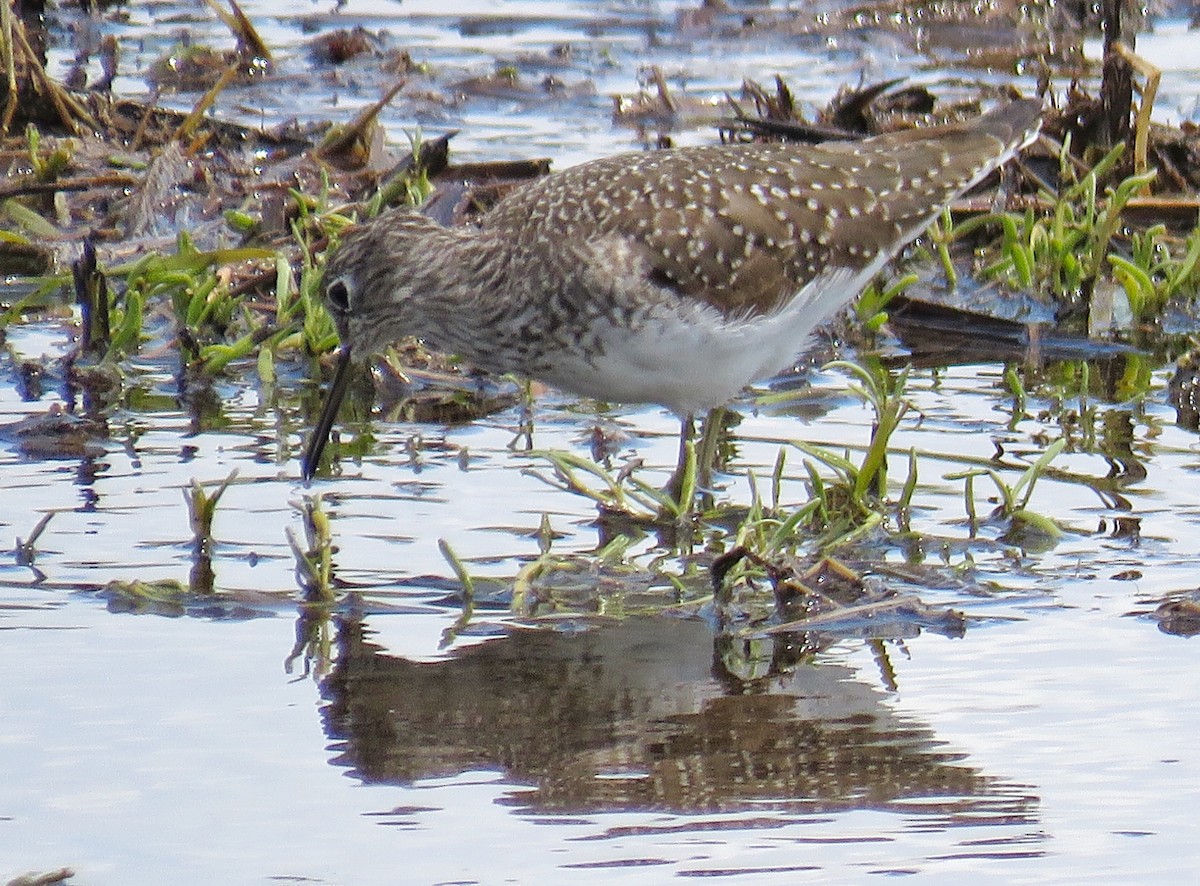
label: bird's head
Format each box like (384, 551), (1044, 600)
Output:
(301, 209), (437, 481)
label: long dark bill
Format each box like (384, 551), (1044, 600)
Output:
(301, 344), (355, 482)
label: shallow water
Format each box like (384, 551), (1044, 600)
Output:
(5, 1), (1200, 884)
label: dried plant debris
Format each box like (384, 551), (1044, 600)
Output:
(96, 579), (279, 618)
(371, 341), (524, 425)
(308, 27), (384, 65)
(0, 404), (107, 458)
(713, 547), (968, 640)
(1130, 591), (1200, 637)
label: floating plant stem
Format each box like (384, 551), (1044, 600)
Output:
(438, 539), (476, 648)
(288, 494), (336, 602)
(184, 470), (237, 594)
(72, 238), (109, 359)
(15, 512), (53, 566)
(947, 437), (1066, 541)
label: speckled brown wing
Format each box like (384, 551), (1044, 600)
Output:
(612, 104), (1040, 318)
(486, 100), (1041, 320)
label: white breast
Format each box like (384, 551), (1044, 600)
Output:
(538, 265), (867, 416)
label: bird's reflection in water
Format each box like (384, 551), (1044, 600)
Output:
(318, 615), (1038, 823)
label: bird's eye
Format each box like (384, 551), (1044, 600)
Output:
(327, 277), (351, 312)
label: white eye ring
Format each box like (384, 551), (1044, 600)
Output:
(327, 276), (352, 312)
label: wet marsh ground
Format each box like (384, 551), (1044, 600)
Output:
(4, 1), (1200, 883)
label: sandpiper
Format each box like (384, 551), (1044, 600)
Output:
(302, 99), (1042, 491)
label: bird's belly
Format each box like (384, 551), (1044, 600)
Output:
(536, 310), (812, 416)
(507, 266), (868, 414)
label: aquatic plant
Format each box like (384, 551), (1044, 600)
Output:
(184, 470), (238, 594)
(948, 138), (1200, 326)
(14, 512), (53, 567)
(1110, 222), (1200, 320)
(787, 358), (914, 546)
(855, 272), (918, 336)
(437, 539), (476, 647)
(526, 447), (692, 524)
(947, 437), (1066, 544)
(287, 494), (336, 602)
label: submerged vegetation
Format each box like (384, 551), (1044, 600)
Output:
(1, 0), (1198, 636)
